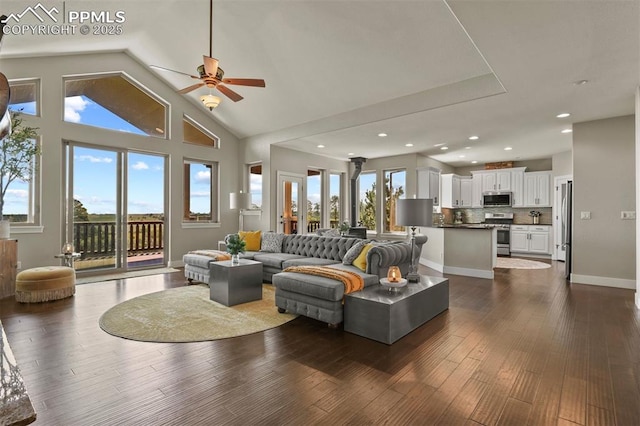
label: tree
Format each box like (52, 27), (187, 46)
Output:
(384, 177), (405, 232)
(0, 110), (39, 220)
(358, 177), (405, 232)
(73, 199), (90, 222)
(330, 195), (339, 222)
(359, 182), (376, 230)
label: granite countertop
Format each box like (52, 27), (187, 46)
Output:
(1, 320), (36, 426)
(434, 224), (494, 229)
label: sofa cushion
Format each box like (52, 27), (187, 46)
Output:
(273, 272), (347, 302)
(342, 239), (369, 265)
(261, 232), (285, 253)
(253, 252), (306, 268)
(282, 257), (340, 269)
(239, 230), (261, 251)
(282, 234), (363, 261)
(352, 243), (374, 271)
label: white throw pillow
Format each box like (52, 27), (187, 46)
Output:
(260, 232), (285, 253)
(342, 240), (369, 265)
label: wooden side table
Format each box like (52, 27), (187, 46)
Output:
(0, 239), (18, 299)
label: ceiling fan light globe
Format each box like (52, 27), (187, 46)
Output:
(201, 94), (221, 110)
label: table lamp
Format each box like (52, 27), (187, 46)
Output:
(396, 198), (433, 282)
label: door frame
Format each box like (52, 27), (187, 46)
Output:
(554, 175), (572, 261)
(276, 171), (305, 234)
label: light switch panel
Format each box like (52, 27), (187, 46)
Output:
(621, 211), (636, 220)
(580, 211), (591, 220)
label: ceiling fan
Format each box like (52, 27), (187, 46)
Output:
(150, 0), (265, 106)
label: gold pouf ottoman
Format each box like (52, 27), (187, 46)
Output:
(15, 266), (76, 303)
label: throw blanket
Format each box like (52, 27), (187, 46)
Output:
(188, 249), (232, 261)
(283, 266), (364, 294)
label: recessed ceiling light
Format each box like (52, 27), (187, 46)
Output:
(317, 144), (325, 148)
(504, 147), (512, 151)
(440, 146), (449, 150)
(561, 129), (573, 134)
(155, 127), (164, 134)
(556, 113), (571, 118)
(459, 155), (465, 158)
(469, 136), (479, 140)
(471, 160), (478, 164)
(434, 143), (445, 147)
(465, 146), (471, 150)
(574, 79), (589, 85)
(348, 152), (355, 156)
(378, 133), (387, 137)
(405, 143), (414, 147)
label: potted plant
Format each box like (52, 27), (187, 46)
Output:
(529, 210), (542, 224)
(338, 220), (350, 236)
(225, 233), (246, 265)
(0, 110), (39, 239)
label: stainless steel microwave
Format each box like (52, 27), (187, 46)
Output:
(482, 192), (512, 207)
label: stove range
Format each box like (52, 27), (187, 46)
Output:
(483, 213), (514, 256)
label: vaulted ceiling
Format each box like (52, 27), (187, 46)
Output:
(1, 0), (638, 166)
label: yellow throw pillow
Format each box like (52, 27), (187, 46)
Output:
(239, 230), (261, 251)
(352, 243), (373, 271)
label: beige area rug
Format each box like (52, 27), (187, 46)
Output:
(496, 257), (551, 270)
(76, 267), (180, 284)
(99, 284), (297, 342)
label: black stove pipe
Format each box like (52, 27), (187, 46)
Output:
(349, 157), (367, 227)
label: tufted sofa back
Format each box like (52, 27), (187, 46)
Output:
(282, 235), (363, 261)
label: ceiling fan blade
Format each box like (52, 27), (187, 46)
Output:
(222, 78), (266, 88)
(203, 56), (219, 77)
(150, 65), (200, 79)
(178, 82), (205, 94)
(216, 84), (244, 102)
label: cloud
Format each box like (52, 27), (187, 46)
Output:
(131, 161), (149, 170)
(75, 155), (113, 163)
(190, 191), (211, 198)
(64, 96), (90, 123)
(5, 189), (28, 199)
(195, 170), (210, 182)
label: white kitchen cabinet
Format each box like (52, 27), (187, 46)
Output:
(510, 168), (525, 207)
(510, 225), (551, 254)
(417, 167), (440, 206)
(472, 169), (512, 193)
(472, 174), (483, 207)
(524, 171), (551, 207)
(460, 178), (473, 207)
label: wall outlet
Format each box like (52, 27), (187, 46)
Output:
(580, 211), (591, 220)
(621, 211), (636, 220)
(17, 261), (22, 269)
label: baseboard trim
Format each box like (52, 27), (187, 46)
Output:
(169, 260), (185, 268)
(571, 274), (635, 290)
(443, 265), (494, 279)
(419, 258), (444, 273)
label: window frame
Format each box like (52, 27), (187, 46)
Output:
(8, 78), (40, 117)
(357, 170), (377, 233)
(182, 158), (220, 227)
(183, 114), (220, 148)
(383, 168), (407, 234)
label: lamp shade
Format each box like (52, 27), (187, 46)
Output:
(230, 192), (251, 210)
(396, 198), (433, 227)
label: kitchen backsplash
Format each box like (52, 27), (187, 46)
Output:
(439, 207), (553, 225)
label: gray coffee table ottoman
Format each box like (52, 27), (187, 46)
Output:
(209, 259), (263, 306)
(344, 275), (449, 344)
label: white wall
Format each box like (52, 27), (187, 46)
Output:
(636, 87), (640, 307)
(4, 52), (242, 270)
(552, 151), (572, 177)
(572, 115), (636, 288)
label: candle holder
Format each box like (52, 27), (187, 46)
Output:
(387, 266), (401, 283)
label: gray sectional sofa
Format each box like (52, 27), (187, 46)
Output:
(182, 233), (424, 326)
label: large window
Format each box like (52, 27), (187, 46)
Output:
(64, 74), (166, 137)
(358, 171), (376, 231)
(0, 133), (40, 226)
(249, 163), (262, 209)
(329, 173), (341, 228)
(384, 169), (406, 233)
(307, 169), (322, 232)
(183, 160), (219, 223)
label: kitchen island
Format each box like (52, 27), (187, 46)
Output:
(419, 225), (497, 279)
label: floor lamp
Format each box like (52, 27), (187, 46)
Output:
(396, 198), (433, 282)
(230, 191), (251, 231)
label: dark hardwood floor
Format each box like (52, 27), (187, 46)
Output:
(2, 261), (639, 425)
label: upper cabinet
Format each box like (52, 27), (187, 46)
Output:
(441, 174), (472, 208)
(417, 167), (440, 206)
(511, 168), (525, 207)
(478, 170), (511, 192)
(524, 171), (551, 207)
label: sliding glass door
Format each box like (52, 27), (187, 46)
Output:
(65, 144), (166, 272)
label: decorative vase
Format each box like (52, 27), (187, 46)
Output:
(0, 220), (9, 239)
(533, 216), (539, 224)
(231, 254), (240, 265)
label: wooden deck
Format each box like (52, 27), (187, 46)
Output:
(1, 260), (639, 425)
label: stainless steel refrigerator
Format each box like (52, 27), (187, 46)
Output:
(561, 180), (573, 279)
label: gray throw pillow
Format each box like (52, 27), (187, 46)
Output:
(342, 240), (369, 265)
(261, 232), (285, 253)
